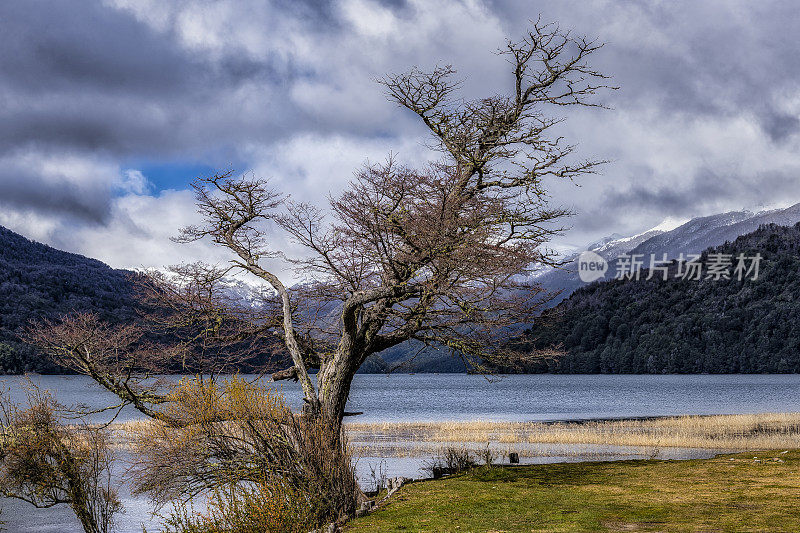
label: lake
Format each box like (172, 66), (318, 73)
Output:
(2, 373), (800, 532)
(3, 373), (800, 425)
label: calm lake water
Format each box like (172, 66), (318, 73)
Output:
(2, 373), (799, 532)
(3, 373), (800, 424)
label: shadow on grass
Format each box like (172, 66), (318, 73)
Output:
(469, 459), (656, 486)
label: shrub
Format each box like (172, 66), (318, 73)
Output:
(161, 480), (312, 533)
(130, 376), (358, 531)
(479, 442), (497, 468)
(0, 387), (122, 533)
(420, 446), (477, 478)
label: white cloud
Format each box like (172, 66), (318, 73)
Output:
(117, 169), (153, 195)
(340, 0), (398, 39)
(70, 189), (217, 269)
(245, 132), (433, 205)
(5, 0), (800, 265)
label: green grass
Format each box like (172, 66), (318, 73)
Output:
(347, 450), (800, 532)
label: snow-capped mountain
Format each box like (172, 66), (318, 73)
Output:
(532, 202), (800, 306)
(629, 204), (800, 260)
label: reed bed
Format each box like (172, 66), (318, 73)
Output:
(113, 413), (800, 457)
(345, 413), (800, 451)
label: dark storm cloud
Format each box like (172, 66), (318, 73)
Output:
(0, 1), (197, 96)
(574, 166), (800, 235)
(762, 111), (800, 143)
(2, 0), (800, 252)
(600, 169), (739, 217)
(0, 0), (324, 158)
(0, 168), (111, 224)
(0, 1), (196, 165)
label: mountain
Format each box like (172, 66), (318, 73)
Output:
(359, 343), (468, 373)
(513, 222), (800, 373)
(530, 203), (800, 307)
(0, 226), (138, 373)
(6, 208), (800, 375)
(363, 204), (800, 372)
(0, 226), (289, 374)
(626, 204), (800, 260)
(530, 228), (666, 307)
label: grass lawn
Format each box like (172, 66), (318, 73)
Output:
(347, 450), (800, 532)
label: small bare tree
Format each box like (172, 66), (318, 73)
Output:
(27, 265), (283, 427)
(0, 387), (122, 533)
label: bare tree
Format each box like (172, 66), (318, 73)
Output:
(174, 21), (612, 424)
(22, 20), (613, 526)
(32, 22), (611, 432)
(27, 312), (175, 423)
(27, 265), (284, 426)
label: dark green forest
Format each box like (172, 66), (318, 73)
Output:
(0, 226), (138, 373)
(4, 222), (800, 374)
(515, 223), (800, 374)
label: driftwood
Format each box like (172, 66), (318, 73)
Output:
(271, 367), (298, 382)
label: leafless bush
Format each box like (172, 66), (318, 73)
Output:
(0, 387), (122, 533)
(420, 446), (476, 478)
(480, 442), (498, 468)
(129, 376), (357, 529)
(160, 479), (313, 533)
(365, 460), (388, 496)
(645, 446), (661, 460)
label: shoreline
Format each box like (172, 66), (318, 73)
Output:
(113, 412), (800, 453)
(345, 412), (800, 457)
(347, 449), (800, 531)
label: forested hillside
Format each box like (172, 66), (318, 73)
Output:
(530, 203), (800, 308)
(515, 223), (800, 373)
(6, 221), (800, 375)
(0, 226), (138, 373)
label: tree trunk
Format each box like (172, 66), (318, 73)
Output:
(315, 353), (359, 429)
(309, 355), (368, 506)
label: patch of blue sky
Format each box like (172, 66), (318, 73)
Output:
(120, 160), (220, 193)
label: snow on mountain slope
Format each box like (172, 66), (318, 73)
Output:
(532, 203), (800, 306)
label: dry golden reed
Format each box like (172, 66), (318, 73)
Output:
(345, 412), (800, 451)
(117, 412), (800, 460)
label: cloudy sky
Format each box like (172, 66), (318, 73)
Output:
(2, 0), (799, 274)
